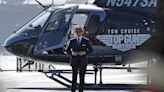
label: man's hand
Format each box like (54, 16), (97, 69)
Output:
(72, 52), (79, 56)
(79, 51), (86, 56)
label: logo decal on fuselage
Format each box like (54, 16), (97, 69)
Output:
(96, 28), (151, 52)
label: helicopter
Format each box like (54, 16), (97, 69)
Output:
(3, 0), (160, 66)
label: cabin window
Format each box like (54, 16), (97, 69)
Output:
(85, 15), (100, 35)
(72, 14), (88, 28)
(99, 18), (110, 35)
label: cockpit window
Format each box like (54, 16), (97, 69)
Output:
(45, 8), (76, 32)
(16, 11), (51, 34)
(45, 11), (64, 32)
(30, 12), (50, 28)
(46, 18), (62, 32)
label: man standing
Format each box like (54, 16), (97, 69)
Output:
(66, 26), (93, 92)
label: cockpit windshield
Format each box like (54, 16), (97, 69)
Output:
(30, 12), (51, 28)
(16, 10), (51, 34)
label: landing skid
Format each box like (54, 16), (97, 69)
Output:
(16, 57), (154, 91)
(41, 62), (153, 91)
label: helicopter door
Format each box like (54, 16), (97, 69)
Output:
(34, 6), (78, 55)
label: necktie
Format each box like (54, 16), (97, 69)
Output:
(77, 37), (80, 45)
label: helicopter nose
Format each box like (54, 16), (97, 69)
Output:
(3, 34), (32, 55)
(4, 35), (16, 47)
(3, 34), (21, 54)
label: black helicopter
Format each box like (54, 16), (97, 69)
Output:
(3, 0), (160, 65)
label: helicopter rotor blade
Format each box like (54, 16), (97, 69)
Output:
(35, 0), (49, 8)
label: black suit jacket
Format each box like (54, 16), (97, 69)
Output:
(66, 37), (93, 66)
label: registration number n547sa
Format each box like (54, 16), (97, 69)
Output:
(106, 0), (158, 7)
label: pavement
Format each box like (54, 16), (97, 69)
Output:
(0, 68), (147, 92)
